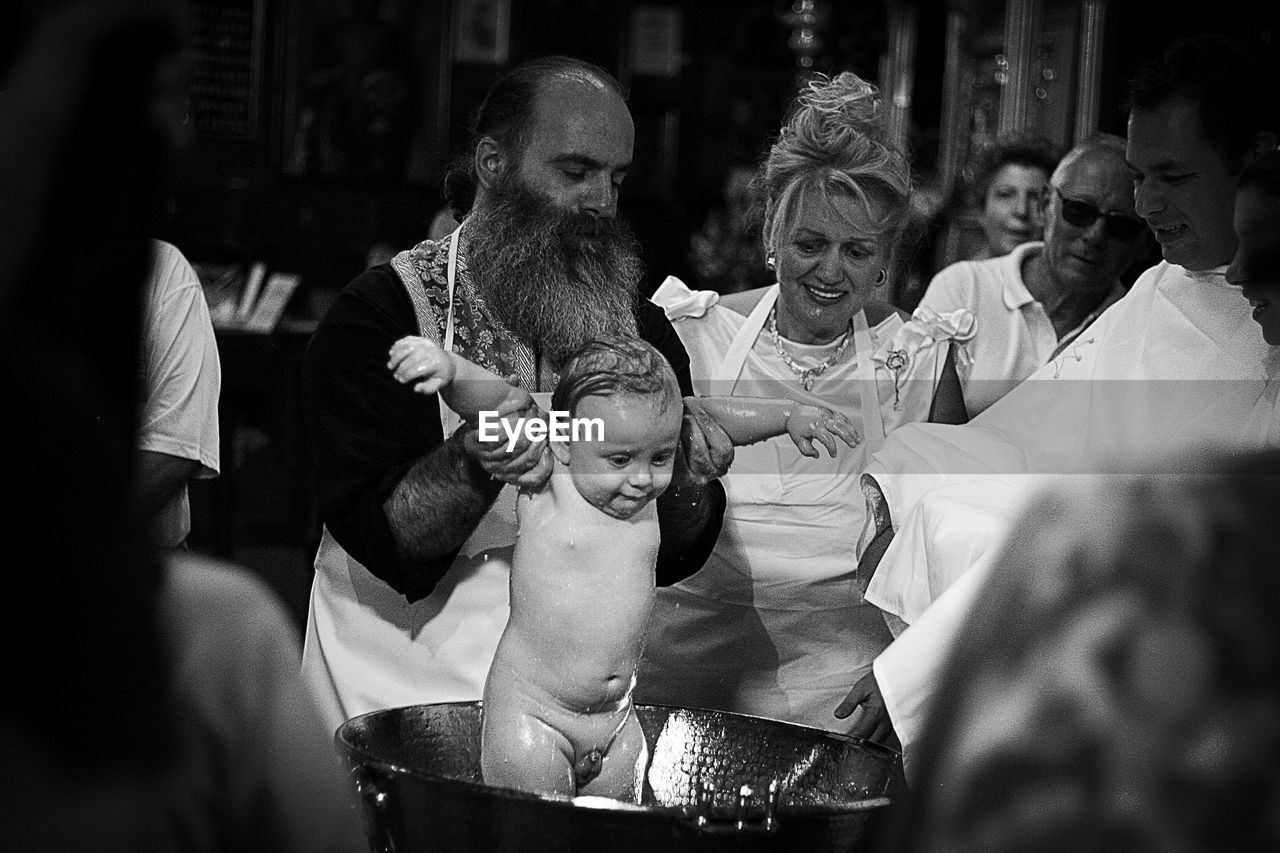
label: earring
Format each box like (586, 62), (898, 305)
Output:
(875, 267), (887, 286)
(765, 251), (776, 271)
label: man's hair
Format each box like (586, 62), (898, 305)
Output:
(442, 55), (626, 220)
(1050, 132), (1127, 186)
(965, 131), (1062, 207)
(551, 334), (679, 419)
(1125, 33), (1275, 173)
(1238, 147), (1280, 199)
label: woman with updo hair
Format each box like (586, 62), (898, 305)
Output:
(639, 72), (973, 740)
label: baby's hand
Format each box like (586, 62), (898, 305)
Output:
(785, 405), (861, 458)
(388, 335), (454, 395)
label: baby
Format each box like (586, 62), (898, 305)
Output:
(388, 333), (859, 800)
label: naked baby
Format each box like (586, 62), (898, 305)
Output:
(388, 333), (859, 800)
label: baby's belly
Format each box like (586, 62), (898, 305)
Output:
(507, 495), (659, 709)
(502, 583), (655, 711)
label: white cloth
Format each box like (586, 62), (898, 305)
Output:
(137, 239), (221, 548)
(873, 545), (997, 780)
(303, 230), (540, 730)
(918, 242), (1123, 416)
(636, 280), (970, 731)
(652, 274), (720, 320)
(866, 261), (1278, 767)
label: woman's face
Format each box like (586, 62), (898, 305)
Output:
(980, 163), (1050, 257)
(1226, 185), (1280, 345)
(774, 188), (891, 344)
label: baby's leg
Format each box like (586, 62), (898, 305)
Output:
(481, 682), (576, 796)
(577, 706), (648, 803)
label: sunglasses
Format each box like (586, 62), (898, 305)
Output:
(1055, 189), (1145, 241)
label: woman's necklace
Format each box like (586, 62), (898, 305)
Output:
(767, 306), (854, 391)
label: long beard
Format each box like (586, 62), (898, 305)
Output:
(466, 176), (642, 365)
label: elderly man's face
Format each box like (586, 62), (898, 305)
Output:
(1127, 98), (1239, 270)
(1043, 150), (1145, 292)
(511, 78), (634, 220)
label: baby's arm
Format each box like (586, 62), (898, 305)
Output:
(388, 335), (532, 419)
(684, 396), (861, 459)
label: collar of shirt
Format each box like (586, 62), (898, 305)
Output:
(1001, 241), (1046, 312)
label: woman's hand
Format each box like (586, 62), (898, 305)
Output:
(785, 405), (861, 458)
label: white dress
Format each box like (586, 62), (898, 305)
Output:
(636, 279), (972, 731)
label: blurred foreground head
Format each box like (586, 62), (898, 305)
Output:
(890, 449), (1280, 852)
(0, 0), (185, 774)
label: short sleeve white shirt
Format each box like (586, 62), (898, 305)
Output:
(138, 240), (221, 547)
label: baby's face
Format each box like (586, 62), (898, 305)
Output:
(563, 392), (682, 520)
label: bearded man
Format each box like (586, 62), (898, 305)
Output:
(299, 56), (732, 730)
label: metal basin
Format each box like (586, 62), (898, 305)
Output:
(336, 701), (904, 852)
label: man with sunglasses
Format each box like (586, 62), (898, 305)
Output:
(838, 33), (1278, 772)
(917, 134), (1149, 415)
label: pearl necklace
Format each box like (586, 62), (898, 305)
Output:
(767, 306), (854, 391)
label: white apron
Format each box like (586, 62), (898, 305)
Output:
(302, 230), (546, 730)
(636, 285), (894, 731)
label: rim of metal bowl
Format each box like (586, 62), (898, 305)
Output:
(335, 701), (902, 822)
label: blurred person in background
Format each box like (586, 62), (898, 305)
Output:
(0, 2), (363, 850)
(882, 448), (1280, 852)
(897, 132), (1060, 312)
(914, 134), (1150, 416)
(965, 131), (1062, 261)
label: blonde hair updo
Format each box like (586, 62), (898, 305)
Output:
(759, 72), (912, 263)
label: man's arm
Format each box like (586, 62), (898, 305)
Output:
(134, 449), (202, 521)
(304, 269), (521, 600)
(383, 426), (506, 568)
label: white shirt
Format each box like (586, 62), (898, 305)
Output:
(137, 240), (221, 548)
(918, 242), (1124, 415)
(866, 261), (1276, 773)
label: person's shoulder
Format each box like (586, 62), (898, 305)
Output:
(930, 252), (1003, 288)
(316, 261), (415, 334)
(161, 550), (299, 650)
(717, 286), (773, 316)
(344, 261), (402, 298)
(146, 238), (198, 286)
(873, 301), (976, 364)
(150, 238), (184, 263)
(866, 299), (909, 327)
(165, 550), (284, 615)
